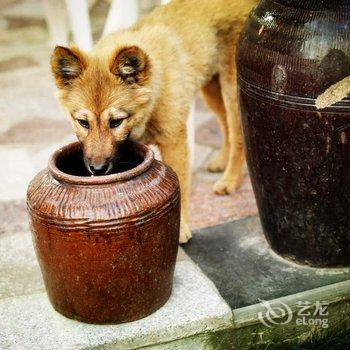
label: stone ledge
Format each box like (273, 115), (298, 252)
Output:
(0, 261), (232, 350)
(0, 231), (44, 299)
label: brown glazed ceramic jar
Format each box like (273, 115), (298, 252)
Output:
(237, 0), (350, 267)
(27, 141), (180, 323)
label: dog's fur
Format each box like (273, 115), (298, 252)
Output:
(50, 0), (257, 243)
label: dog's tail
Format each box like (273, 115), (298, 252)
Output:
(316, 76), (350, 109)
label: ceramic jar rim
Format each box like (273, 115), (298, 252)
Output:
(48, 141), (154, 185)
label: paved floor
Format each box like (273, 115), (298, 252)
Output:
(0, 0), (257, 234)
(2, 213), (349, 349)
(2, 3), (350, 349)
(0, 2), (256, 349)
(186, 216), (350, 309)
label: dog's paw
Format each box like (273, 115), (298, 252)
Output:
(179, 221), (192, 244)
(206, 153), (227, 173)
(213, 174), (243, 195)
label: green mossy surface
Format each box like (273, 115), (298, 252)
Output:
(206, 293), (350, 350)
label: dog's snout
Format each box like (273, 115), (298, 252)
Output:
(88, 162), (111, 175)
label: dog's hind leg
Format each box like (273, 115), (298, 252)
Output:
(213, 54), (245, 195)
(201, 74), (229, 173)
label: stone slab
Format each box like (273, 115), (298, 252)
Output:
(192, 144), (213, 171)
(0, 141), (75, 202)
(0, 261), (232, 350)
(0, 27), (48, 66)
(229, 279), (350, 349)
(0, 224), (193, 301)
(195, 117), (221, 149)
(0, 67), (61, 134)
(189, 173), (257, 231)
(0, 232), (44, 299)
(0, 118), (72, 144)
(0, 199), (29, 237)
(1, 0), (45, 20)
(0, 146), (37, 201)
(184, 216), (350, 310)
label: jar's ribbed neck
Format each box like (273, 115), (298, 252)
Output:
(49, 141), (154, 185)
(274, 0), (350, 10)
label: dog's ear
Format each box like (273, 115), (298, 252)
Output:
(111, 46), (150, 85)
(51, 46), (87, 89)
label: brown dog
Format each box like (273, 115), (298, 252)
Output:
(50, 0), (257, 243)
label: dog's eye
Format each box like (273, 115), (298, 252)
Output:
(109, 119), (123, 129)
(77, 119), (89, 129)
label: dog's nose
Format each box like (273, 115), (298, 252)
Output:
(89, 163), (110, 175)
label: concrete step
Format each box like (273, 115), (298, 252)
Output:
(0, 229), (232, 350)
(1, 216), (350, 349)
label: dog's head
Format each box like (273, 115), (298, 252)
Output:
(51, 45), (153, 175)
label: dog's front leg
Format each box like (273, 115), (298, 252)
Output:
(158, 130), (192, 244)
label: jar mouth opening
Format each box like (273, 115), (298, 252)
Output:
(49, 141), (154, 185)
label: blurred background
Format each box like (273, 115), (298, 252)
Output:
(0, 0), (256, 235)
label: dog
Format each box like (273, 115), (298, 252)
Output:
(50, 0), (257, 243)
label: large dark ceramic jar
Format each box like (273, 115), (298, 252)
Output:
(27, 141), (180, 323)
(237, 0), (350, 267)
